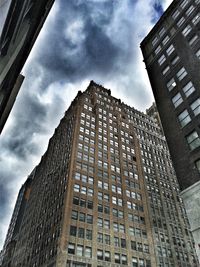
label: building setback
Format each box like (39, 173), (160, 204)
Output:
(140, 0), (200, 260)
(1, 81), (198, 267)
(0, 0), (54, 133)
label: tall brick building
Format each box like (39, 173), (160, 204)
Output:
(1, 82), (198, 267)
(140, 0), (200, 260)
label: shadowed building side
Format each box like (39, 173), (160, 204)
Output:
(0, 0), (55, 133)
(141, 0), (200, 260)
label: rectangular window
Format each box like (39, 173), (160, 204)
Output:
(182, 25), (192, 36)
(105, 251), (111, 262)
(195, 159), (200, 172)
(172, 93), (183, 108)
(97, 250), (103, 260)
(192, 13), (200, 25)
(159, 27), (166, 37)
(85, 247), (92, 258)
(162, 35), (170, 45)
(166, 44), (175, 55)
(171, 55), (180, 65)
(186, 131), (200, 150)
(189, 35), (198, 46)
(132, 257), (138, 267)
(155, 45), (161, 54)
(158, 54), (166, 65)
(68, 243), (75, 254)
(121, 255), (127, 265)
(167, 78), (176, 91)
(178, 110), (191, 127)
(180, 0), (189, 9)
(115, 253), (120, 264)
(172, 9), (180, 19)
(177, 17), (185, 27)
(186, 5), (195, 16)
(70, 226), (77, 236)
(71, 210), (78, 220)
(177, 67), (187, 81)
(196, 49), (200, 59)
(162, 66), (170, 75)
(183, 81), (195, 97)
(190, 98), (200, 116)
(77, 245), (84, 256)
(86, 229), (92, 240)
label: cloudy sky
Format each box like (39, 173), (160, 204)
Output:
(0, 0), (173, 250)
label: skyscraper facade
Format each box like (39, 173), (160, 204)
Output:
(1, 82), (198, 267)
(0, 0), (54, 133)
(140, 0), (200, 259)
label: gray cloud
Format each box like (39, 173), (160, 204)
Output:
(0, 0), (173, 249)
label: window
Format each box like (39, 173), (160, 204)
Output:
(166, 44), (175, 55)
(172, 93), (183, 108)
(68, 243), (75, 254)
(87, 214), (93, 224)
(189, 35), (198, 45)
(121, 238), (126, 248)
(171, 55), (180, 65)
(186, 131), (200, 150)
(159, 27), (166, 37)
(97, 233), (103, 243)
(77, 245), (84, 256)
(151, 37), (158, 46)
(86, 229), (92, 240)
(132, 257), (138, 267)
(195, 159), (200, 172)
(167, 78), (176, 91)
(71, 210), (78, 220)
(177, 17), (185, 27)
(115, 253), (120, 264)
(162, 36), (170, 45)
(177, 67), (187, 81)
(182, 25), (192, 36)
(85, 247), (92, 258)
(105, 251), (110, 261)
(155, 45), (161, 54)
(172, 9), (180, 19)
(162, 66), (170, 75)
(187, 5), (195, 16)
(158, 55), (166, 65)
(105, 234), (110, 245)
(122, 255), (127, 265)
(70, 226), (77, 236)
(196, 49), (200, 59)
(192, 13), (200, 25)
(97, 250), (103, 260)
(139, 259), (145, 267)
(191, 98), (200, 116)
(78, 228), (85, 238)
(178, 110), (191, 127)
(180, 0), (189, 9)
(74, 184), (80, 192)
(183, 81), (195, 97)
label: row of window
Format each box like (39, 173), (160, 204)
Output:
(70, 226), (92, 240)
(68, 243), (92, 258)
(178, 98), (200, 127)
(71, 210), (93, 223)
(172, 82), (195, 107)
(74, 184), (93, 196)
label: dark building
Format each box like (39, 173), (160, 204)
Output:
(1, 81), (198, 267)
(1, 173), (33, 266)
(0, 0), (55, 133)
(140, 0), (200, 260)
